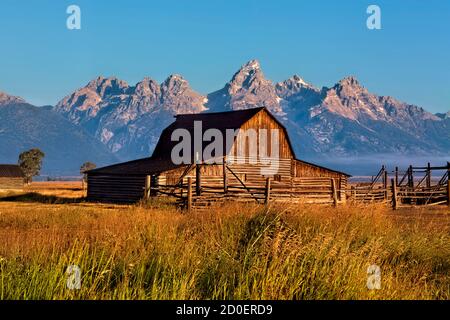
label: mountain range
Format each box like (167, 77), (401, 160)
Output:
(0, 95), (117, 174)
(1, 60), (449, 175)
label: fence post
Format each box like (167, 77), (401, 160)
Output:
(395, 167), (399, 187)
(391, 178), (398, 210)
(351, 186), (356, 201)
(187, 177), (193, 212)
(265, 178), (271, 205)
(383, 170), (388, 200)
(331, 178), (338, 206)
(223, 157), (228, 194)
(408, 165), (414, 189)
(145, 175), (151, 199)
(426, 162), (431, 188)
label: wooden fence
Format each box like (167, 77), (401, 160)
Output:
(143, 162), (450, 211)
(146, 176), (344, 210)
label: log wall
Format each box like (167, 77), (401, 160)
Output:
(87, 174), (146, 203)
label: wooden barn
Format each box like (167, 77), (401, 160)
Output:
(87, 107), (350, 206)
(0, 165), (25, 190)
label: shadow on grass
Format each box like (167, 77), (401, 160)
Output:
(0, 192), (85, 204)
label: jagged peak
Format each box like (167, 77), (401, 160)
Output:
(0, 91), (26, 105)
(132, 77), (160, 96)
(328, 76), (368, 98)
(241, 59), (261, 70)
(87, 76), (128, 86)
(278, 74), (313, 88)
(291, 74), (308, 85)
(135, 76), (159, 87)
(226, 60), (269, 94)
(164, 74), (186, 83)
(235, 59), (261, 75)
(87, 76), (111, 86)
(335, 76), (363, 88)
(140, 76), (156, 82)
(83, 76), (129, 97)
(161, 74), (190, 92)
(229, 60), (263, 81)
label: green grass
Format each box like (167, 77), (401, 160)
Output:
(0, 200), (449, 300)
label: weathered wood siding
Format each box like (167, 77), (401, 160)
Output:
(229, 111), (294, 160)
(156, 165), (191, 186)
(87, 174), (146, 203)
(157, 159), (293, 188)
(294, 160), (345, 179)
(228, 157), (292, 183)
(0, 177), (24, 190)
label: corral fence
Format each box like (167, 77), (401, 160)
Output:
(391, 163), (449, 209)
(144, 162), (449, 211)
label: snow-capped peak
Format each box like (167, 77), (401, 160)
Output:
(292, 75), (309, 86)
(242, 59), (260, 70)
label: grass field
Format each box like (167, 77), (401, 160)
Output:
(0, 182), (449, 300)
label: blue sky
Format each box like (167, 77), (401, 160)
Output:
(0, 0), (449, 113)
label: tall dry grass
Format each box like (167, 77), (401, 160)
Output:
(0, 184), (449, 300)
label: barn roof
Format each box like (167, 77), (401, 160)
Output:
(0, 165), (24, 177)
(152, 107), (296, 159)
(87, 157), (185, 175)
(295, 159), (351, 177)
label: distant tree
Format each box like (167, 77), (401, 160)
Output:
(80, 162), (96, 185)
(18, 148), (45, 184)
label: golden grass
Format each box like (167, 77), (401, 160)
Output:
(0, 182), (449, 300)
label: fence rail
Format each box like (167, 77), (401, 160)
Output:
(143, 162), (450, 211)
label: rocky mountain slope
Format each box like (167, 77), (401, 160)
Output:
(0, 94), (117, 174)
(436, 111), (450, 120)
(280, 75), (450, 156)
(54, 75), (206, 159)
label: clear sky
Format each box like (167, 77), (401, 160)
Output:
(0, 0), (449, 113)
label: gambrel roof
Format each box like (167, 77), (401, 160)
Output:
(152, 107), (296, 159)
